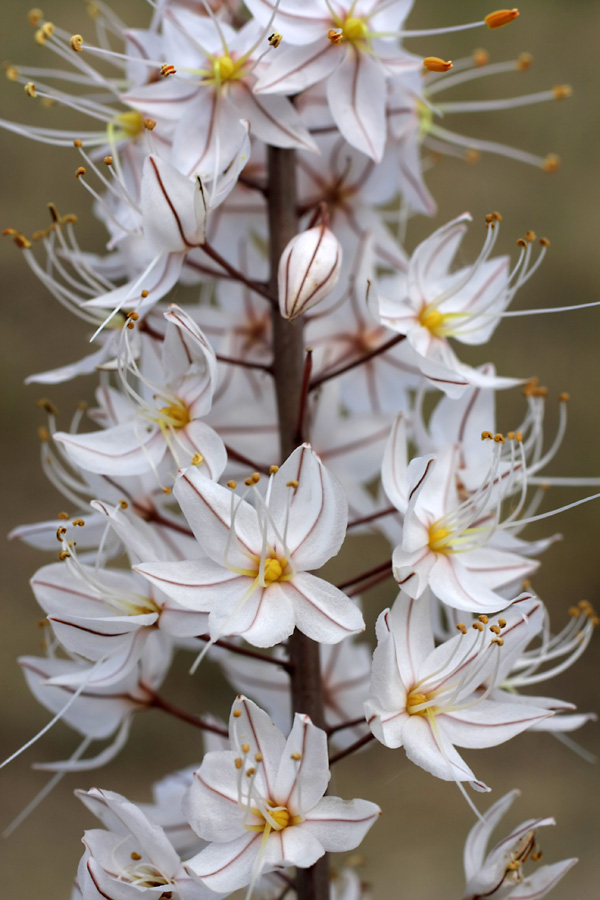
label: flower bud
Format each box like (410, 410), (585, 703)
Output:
(278, 223), (342, 320)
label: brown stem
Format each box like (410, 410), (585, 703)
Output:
(216, 353), (273, 373)
(223, 444), (271, 474)
(268, 145), (330, 900)
(201, 240), (276, 304)
(329, 732), (375, 764)
(310, 334), (406, 391)
(336, 559), (392, 591)
(195, 634), (293, 672)
(347, 505), (397, 529)
(295, 349), (313, 441)
(347, 566), (394, 598)
(326, 716), (367, 737)
(149, 693), (229, 737)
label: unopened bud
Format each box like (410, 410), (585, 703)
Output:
(278, 223), (342, 321)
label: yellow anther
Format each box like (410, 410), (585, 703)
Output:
(72, 518), (85, 527)
(465, 148), (481, 165)
(490, 624), (501, 634)
(485, 9), (519, 29)
(227, 480), (237, 489)
(492, 637), (504, 646)
(38, 426), (50, 442)
(5, 64), (19, 81)
(531, 850), (543, 862)
(286, 480), (299, 488)
(70, 34), (83, 52)
(517, 238), (527, 248)
(291, 752), (302, 760)
(494, 433), (505, 443)
(162, 486), (172, 494)
(478, 615), (489, 624)
(130, 852), (142, 861)
(28, 9), (44, 26)
(75, 166), (86, 178)
(456, 623), (468, 634)
(234, 757), (243, 769)
(57, 512), (70, 520)
(473, 49), (489, 67)
(539, 237), (550, 248)
(254, 753), (263, 762)
(481, 431), (493, 440)
(328, 28), (343, 45)
(141, 289), (149, 298)
(269, 465), (279, 475)
(58, 549), (71, 561)
(37, 397), (58, 415)
(24, 81), (37, 97)
(507, 431), (515, 441)
(542, 153), (560, 173)
(553, 85), (572, 100)
(246, 767), (255, 777)
(233, 709), (242, 717)
(103, 155), (113, 166)
(191, 453), (204, 466)
(251, 472), (261, 483)
(515, 431), (523, 442)
(119, 499), (128, 509)
(56, 526), (67, 541)
(126, 310), (139, 321)
(244, 477), (254, 486)
(517, 51), (533, 71)
(268, 32), (282, 48)
(144, 117), (157, 130)
(241, 743), (250, 753)
(498, 618), (507, 628)
(423, 57), (453, 73)
(472, 621), (484, 632)
(160, 63), (177, 78)
(525, 230), (536, 242)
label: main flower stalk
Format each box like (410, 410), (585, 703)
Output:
(268, 145), (330, 900)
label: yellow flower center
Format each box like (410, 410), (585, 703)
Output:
(417, 99), (435, 139)
(418, 304), (446, 336)
(159, 401), (191, 429)
(246, 802), (303, 833)
(428, 523), (452, 552)
(342, 16), (369, 43)
(114, 110), (144, 138)
(406, 688), (438, 717)
(263, 556), (287, 584)
(213, 54), (243, 83)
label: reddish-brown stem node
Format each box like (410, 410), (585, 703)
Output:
(149, 693), (229, 737)
(200, 241), (276, 304)
(195, 633), (293, 672)
(326, 716), (367, 737)
(336, 559), (393, 591)
(216, 353), (273, 374)
(329, 732), (376, 764)
(310, 334), (406, 390)
(347, 505), (398, 529)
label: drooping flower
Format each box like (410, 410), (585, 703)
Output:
(462, 789), (577, 899)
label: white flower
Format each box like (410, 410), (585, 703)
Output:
(136, 444), (364, 647)
(75, 788), (216, 899)
(183, 696), (380, 893)
(365, 592), (552, 791)
(463, 790), (577, 899)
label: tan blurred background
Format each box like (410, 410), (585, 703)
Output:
(1, 1), (599, 897)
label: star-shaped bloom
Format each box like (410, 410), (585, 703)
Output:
(368, 213), (536, 396)
(183, 696), (380, 893)
(137, 444), (363, 646)
(462, 790), (577, 899)
(365, 592), (552, 790)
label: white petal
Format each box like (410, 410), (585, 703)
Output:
(54, 421), (166, 477)
(302, 796), (381, 851)
(274, 714), (329, 813)
(327, 49), (387, 162)
(282, 573), (364, 643)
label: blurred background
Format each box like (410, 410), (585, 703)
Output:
(1, 1), (599, 897)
